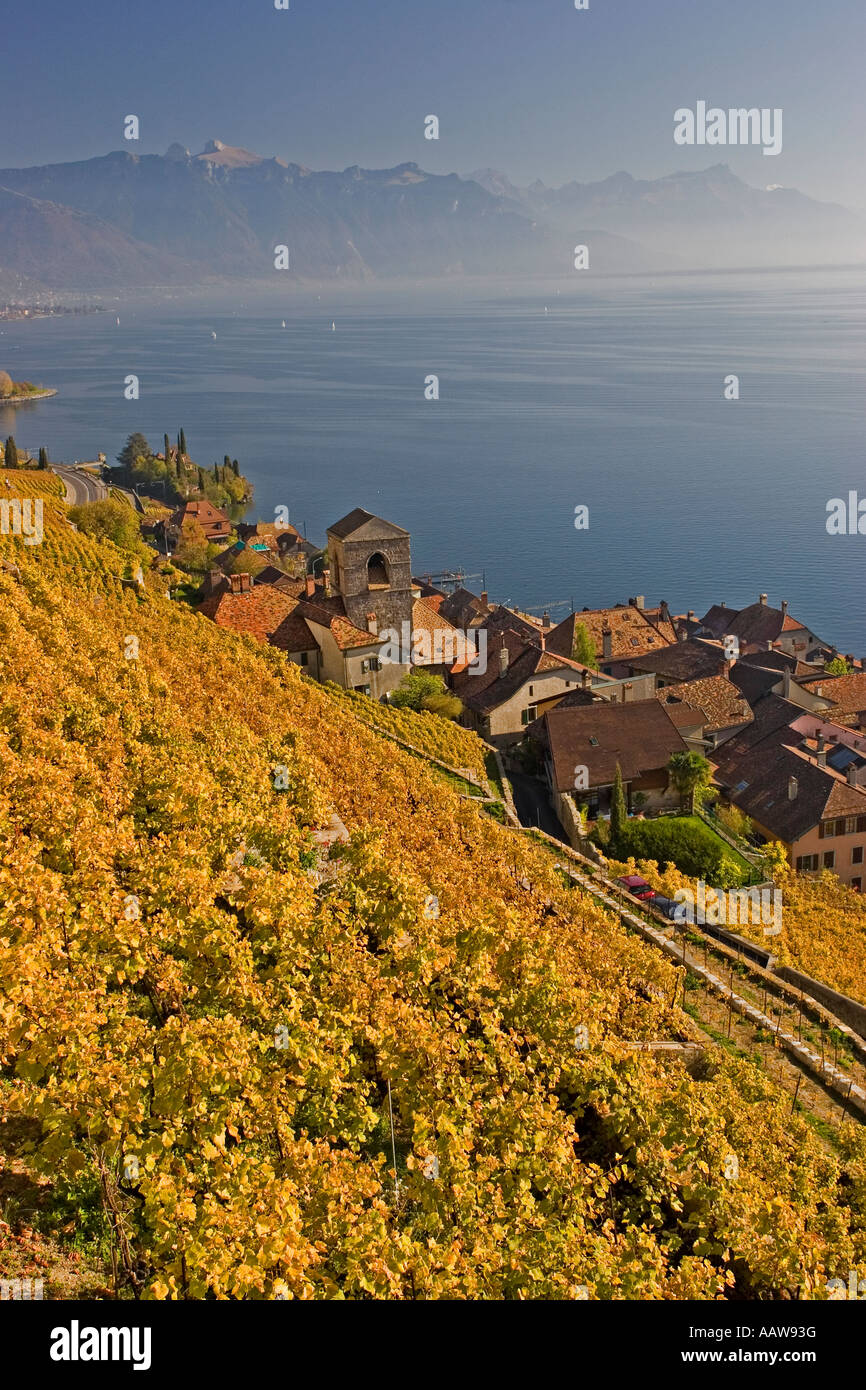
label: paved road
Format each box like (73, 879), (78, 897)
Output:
(508, 768), (569, 842)
(52, 465), (108, 506)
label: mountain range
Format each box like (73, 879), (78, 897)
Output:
(0, 139), (862, 292)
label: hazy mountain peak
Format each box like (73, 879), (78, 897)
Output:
(196, 140), (265, 168)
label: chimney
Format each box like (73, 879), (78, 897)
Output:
(635, 595), (645, 610)
(366, 611), (378, 637)
(602, 628), (613, 661)
(783, 668), (792, 698)
(677, 625), (686, 642)
(581, 669), (592, 689)
(759, 592), (768, 606)
(542, 610), (551, 630)
(815, 684), (822, 697)
(687, 610), (695, 622)
(720, 601), (727, 609)
(323, 567), (332, 598)
(781, 600), (788, 617)
(480, 591), (488, 607)
(816, 746), (827, 768)
(305, 574), (316, 598)
(499, 646), (509, 678)
(229, 572), (252, 595)
(847, 765), (858, 787)
(659, 600), (670, 624)
(817, 733), (826, 753)
(788, 776), (798, 800)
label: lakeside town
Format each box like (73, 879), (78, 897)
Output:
(6, 427), (863, 900)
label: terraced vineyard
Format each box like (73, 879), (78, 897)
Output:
(1, 474), (865, 1300)
(328, 684), (490, 783)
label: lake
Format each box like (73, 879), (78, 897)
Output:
(1, 267), (864, 651)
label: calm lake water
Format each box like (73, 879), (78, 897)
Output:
(2, 268), (864, 650)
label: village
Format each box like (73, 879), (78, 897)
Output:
(155, 488), (866, 897)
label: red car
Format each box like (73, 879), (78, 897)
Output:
(616, 874), (656, 902)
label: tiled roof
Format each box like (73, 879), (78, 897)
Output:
(546, 607), (678, 664)
(170, 499), (230, 529)
(626, 639), (726, 682)
(439, 587), (490, 629)
(720, 742), (866, 842)
(536, 699), (689, 793)
(412, 597), (458, 638)
(657, 676), (753, 732)
(198, 586), (315, 650)
(295, 596), (379, 651)
(455, 633), (591, 714)
(800, 673), (866, 720)
(327, 508), (408, 541)
(699, 605), (740, 638)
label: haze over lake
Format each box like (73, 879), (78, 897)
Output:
(3, 266), (864, 651)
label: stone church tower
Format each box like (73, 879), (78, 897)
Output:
(326, 508), (414, 635)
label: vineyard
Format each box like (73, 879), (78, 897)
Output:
(1, 476), (866, 1300)
(328, 684), (490, 783)
(607, 854), (866, 1008)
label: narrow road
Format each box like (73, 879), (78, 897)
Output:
(52, 465), (108, 506)
(508, 768), (568, 841)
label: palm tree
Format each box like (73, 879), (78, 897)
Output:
(666, 751), (712, 813)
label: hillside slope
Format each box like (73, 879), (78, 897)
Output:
(0, 471), (865, 1300)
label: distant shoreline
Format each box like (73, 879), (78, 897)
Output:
(2, 388), (57, 404)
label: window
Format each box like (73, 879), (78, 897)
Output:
(858, 816), (866, 833)
(796, 854), (819, 872)
(836, 818), (847, 837)
(529, 685), (534, 697)
(361, 657), (382, 675)
(847, 817), (858, 834)
(854, 846), (864, 865)
(521, 704), (538, 726)
(820, 820), (836, 839)
(853, 878), (862, 892)
(823, 851), (836, 869)
(353, 683), (371, 697)
(299, 651), (308, 667)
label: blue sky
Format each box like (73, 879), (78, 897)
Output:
(7, 0), (866, 206)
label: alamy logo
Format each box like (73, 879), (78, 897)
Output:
(674, 102), (782, 156)
(672, 883), (782, 935)
(379, 624), (487, 673)
(0, 497), (43, 545)
(50, 1321), (152, 1371)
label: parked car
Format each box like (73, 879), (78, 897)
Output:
(615, 874), (656, 902)
(651, 894), (686, 923)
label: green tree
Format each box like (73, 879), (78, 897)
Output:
(117, 433), (152, 472)
(825, 656), (851, 675)
(0, 371), (14, 399)
(68, 498), (148, 557)
(232, 459), (239, 477)
(609, 762), (628, 846)
(4, 435), (19, 468)
(390, 671), (461, 718)
(572, 621), (597, 670)
(666, 750), (712, 812)
(179, 428), (188, 458)
(37, 446), (49, 469)
(173, 516), (210, 573)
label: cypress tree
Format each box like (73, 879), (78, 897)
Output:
(179, 428), (188, 457)
(224, 455), (231, 471)
(197, 467), (206, 492)
(164, 433), (171, 466)
(610, 762), (628, 850)
(5, 436), (18, 468)
(38, 446), (49, 469)
(213, 463), (219, 481)
(232, 459), (239, 477)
